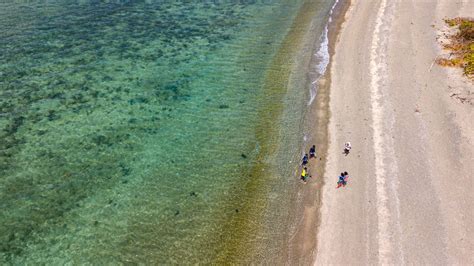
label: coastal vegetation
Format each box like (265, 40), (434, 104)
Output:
(437, 17), (474, 80)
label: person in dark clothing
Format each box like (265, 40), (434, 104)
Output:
(309, 145), (316, 158)
(302, 153), (309, 166)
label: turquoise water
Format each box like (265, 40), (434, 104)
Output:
(0, 0), (334, 263)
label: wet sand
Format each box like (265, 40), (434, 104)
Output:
(285, 1), (350, 264)
(315, 0), (473, 264)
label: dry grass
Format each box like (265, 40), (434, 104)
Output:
(436, 17), (474, 80)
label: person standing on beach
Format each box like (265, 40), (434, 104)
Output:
(337, 172), (348, 188)
(344, 142), (351, 155)
(309, 145), (316, 158)
(302, 153), (309, 166)
(301, 167), (308, 182)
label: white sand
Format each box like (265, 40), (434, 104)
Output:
(315, 0), (473, 264)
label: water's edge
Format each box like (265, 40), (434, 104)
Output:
(213, 0), (346, 263)
(284, 0), (351, 264)
(303, 0), (351, 263)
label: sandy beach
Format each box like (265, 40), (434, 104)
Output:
(315, 0), (473, 264)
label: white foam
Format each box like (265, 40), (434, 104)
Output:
(308, 0), (339, 106)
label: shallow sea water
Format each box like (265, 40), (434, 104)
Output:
(0, 0), (333, 263)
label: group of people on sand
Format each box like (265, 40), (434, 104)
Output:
(300, 145), (316, 182)
(299, 142), (352, 188)
(338, 142), (352, 188)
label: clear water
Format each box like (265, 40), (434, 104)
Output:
(0, 0), (334, 263)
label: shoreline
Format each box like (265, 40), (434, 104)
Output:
(212, 0), (343, 263)
(316, 0), (473, 264)
(285, 0), (350, 264)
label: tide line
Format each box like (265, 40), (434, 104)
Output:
(368, 0), (403, 264)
